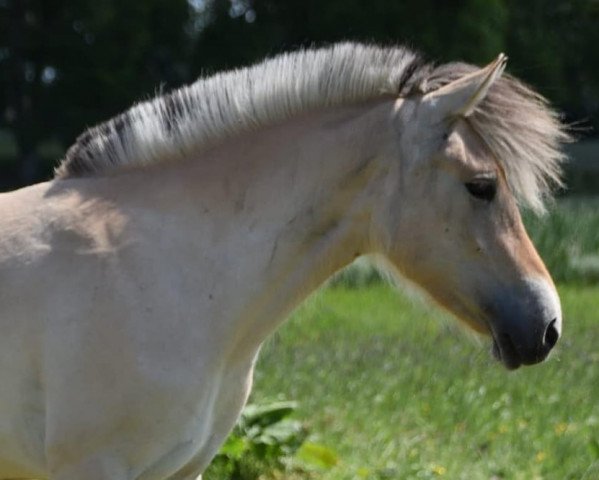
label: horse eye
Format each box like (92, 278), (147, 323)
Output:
(464, 180), (496, 202)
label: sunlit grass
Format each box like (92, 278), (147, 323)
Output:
(525, 197), (599, 283)
(218, 284), (599, 479)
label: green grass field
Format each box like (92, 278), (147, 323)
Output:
(208, 283), (598, 479)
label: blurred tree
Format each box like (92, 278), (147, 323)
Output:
(0, 0), (193, 184)
(505, 0), (599, 130)
(451, 0), (508, 63)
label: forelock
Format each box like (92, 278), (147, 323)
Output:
(422, 62), (571, 213)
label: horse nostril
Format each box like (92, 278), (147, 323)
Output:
(543, 319), (559, 349)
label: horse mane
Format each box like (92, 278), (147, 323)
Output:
(55, 42), (569, 212)
(55, 43), (425, 179)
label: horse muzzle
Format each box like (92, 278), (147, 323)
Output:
(486, 277), (562, 370)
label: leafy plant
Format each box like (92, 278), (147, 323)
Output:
(206, 401), (339, 479)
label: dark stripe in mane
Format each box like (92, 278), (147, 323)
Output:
(397, 55), (429, 95)
(162, 92), (186, 135)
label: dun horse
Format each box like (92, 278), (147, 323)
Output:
(0, 43), (568, 479)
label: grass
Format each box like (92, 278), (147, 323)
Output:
(525, 197), (599, 283)
(206, 284), (599, 479)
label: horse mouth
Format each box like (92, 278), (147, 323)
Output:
(491, 333), (522, 370)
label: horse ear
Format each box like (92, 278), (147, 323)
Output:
(424, 53), (508, 118)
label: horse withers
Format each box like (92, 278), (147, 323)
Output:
(0, 44), (568, 479)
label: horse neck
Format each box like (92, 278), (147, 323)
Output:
(80, 98), (397, 360)
(176, 99), (397, 355)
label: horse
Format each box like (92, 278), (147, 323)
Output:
(0, 43), (569, 479)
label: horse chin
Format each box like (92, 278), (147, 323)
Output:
(491, 334), (522, 370)
(447, 306), (521, 370)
